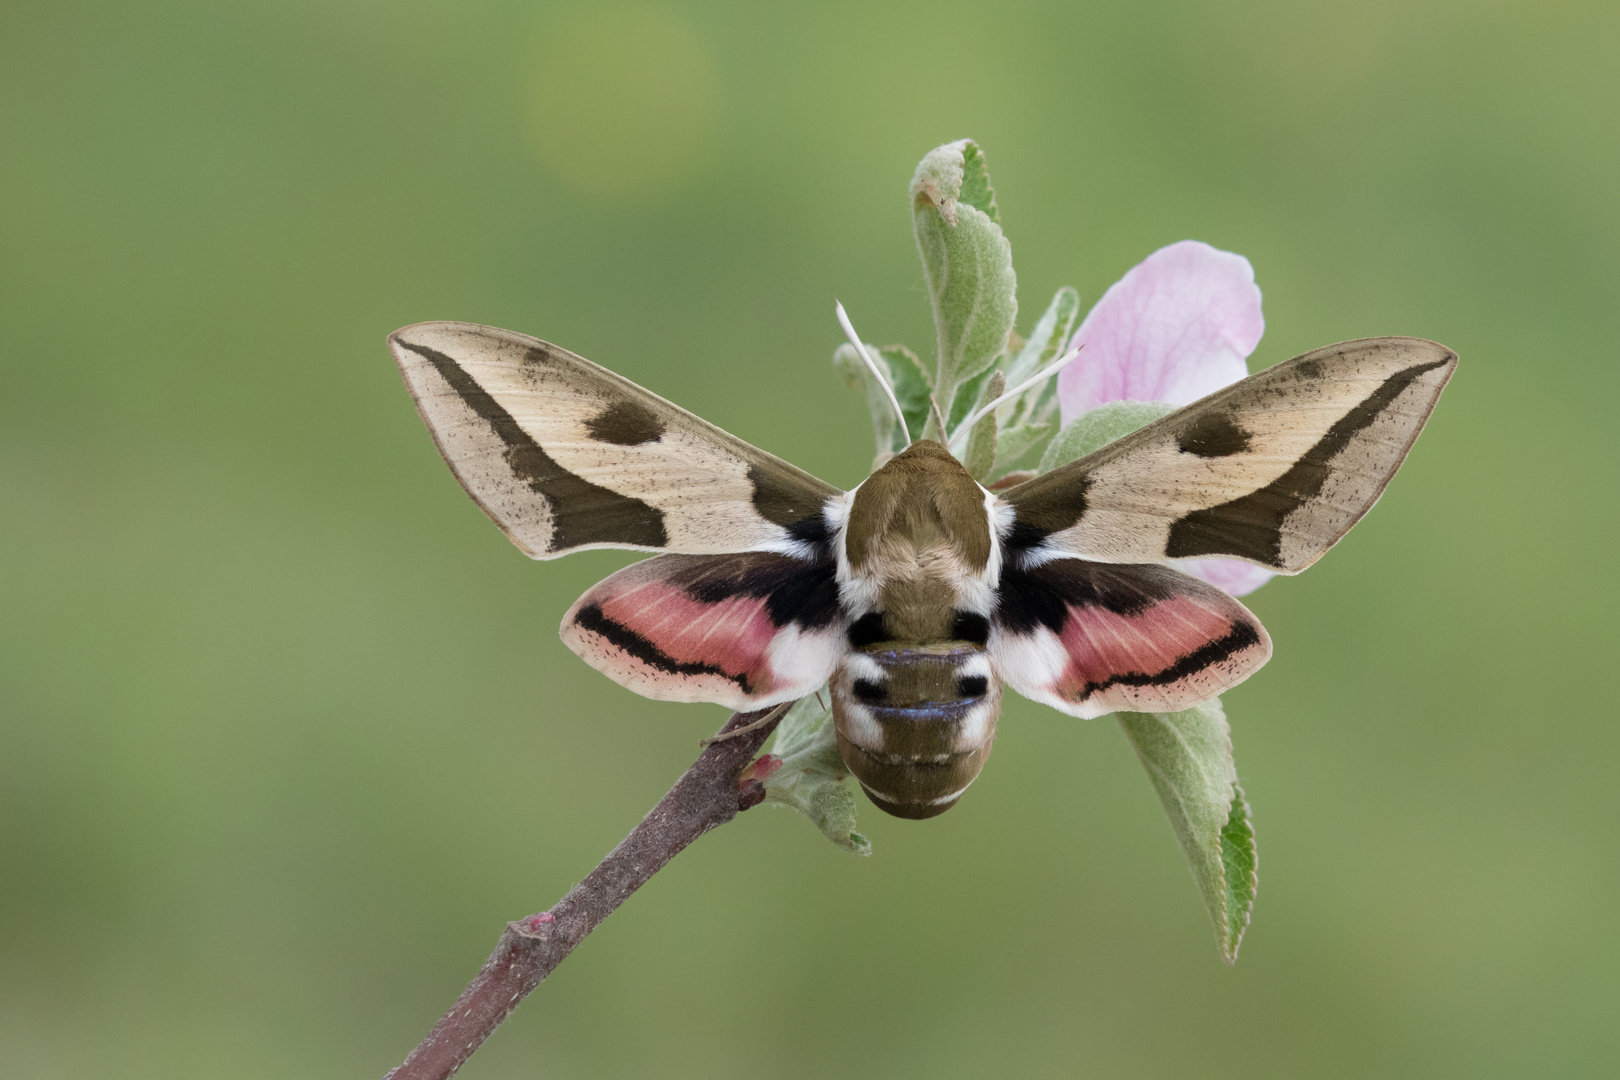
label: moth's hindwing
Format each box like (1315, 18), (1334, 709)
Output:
(561, 552), (847, 710)
(388, 321), (841, 559)
(990, 559), (1271, 718)
(1003, 337), (1457, 572)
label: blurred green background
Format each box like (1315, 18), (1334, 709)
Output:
(2, 1), (1617, 1076)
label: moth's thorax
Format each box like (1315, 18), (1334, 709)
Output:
(839, 440), (999, 641)
(832, 643), (1000, 819)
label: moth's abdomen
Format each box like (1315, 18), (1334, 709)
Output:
(832, 644), (1001, 819)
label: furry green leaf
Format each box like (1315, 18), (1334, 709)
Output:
(833, 342), (933, 459)
(911, 139), (1017, 411)
(1038, 400), (1176, 471)
(961, 370), (1003, 482)
(761, 693), (870, 855)
(1117, 699), (1257, 963)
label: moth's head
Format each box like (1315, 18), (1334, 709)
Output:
(844, 438), (991, 570)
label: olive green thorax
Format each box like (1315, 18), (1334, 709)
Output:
(843, 440), (991, 643)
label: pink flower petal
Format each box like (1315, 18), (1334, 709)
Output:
(1058, 240), (1264, 424)
(1176, 558), (1275, 598)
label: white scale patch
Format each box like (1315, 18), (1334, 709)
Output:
(762, 624), (846, 704)
(833, 697), (885, 749)
(988, 625), (1086, 716)
(951, 698), (999, 752)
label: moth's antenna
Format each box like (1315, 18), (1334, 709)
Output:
(835, 300), (911, 446)
(949, 343), (1085, 448)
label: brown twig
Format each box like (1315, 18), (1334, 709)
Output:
(383, 706), (785, 1080)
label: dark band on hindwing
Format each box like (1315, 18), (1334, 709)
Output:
(1165, 358), (1452, 566)
(566, 550), (841, 697)
(396, 339), (668, 550)
(661, 551), (840, 629)
(995, 560), (1186, 633)
(572, 603), (747, 689)
(1073, 622), (1261, 701)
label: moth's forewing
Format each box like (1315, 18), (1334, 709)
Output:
(1003, 337), (1457, 572)
(388, 321), (839, 559)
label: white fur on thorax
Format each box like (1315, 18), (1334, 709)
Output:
(827, 488), (881, 616)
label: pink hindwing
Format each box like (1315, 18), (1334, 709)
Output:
(561, 552), (846, 710)
(988, 559), (1272, 718)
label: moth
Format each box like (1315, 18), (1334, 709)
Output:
(389, 321), (1455, 818)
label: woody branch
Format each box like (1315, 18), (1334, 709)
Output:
(383, 706), (784, 1080)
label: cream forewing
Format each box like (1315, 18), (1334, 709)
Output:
(388, 321), (838, 559)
